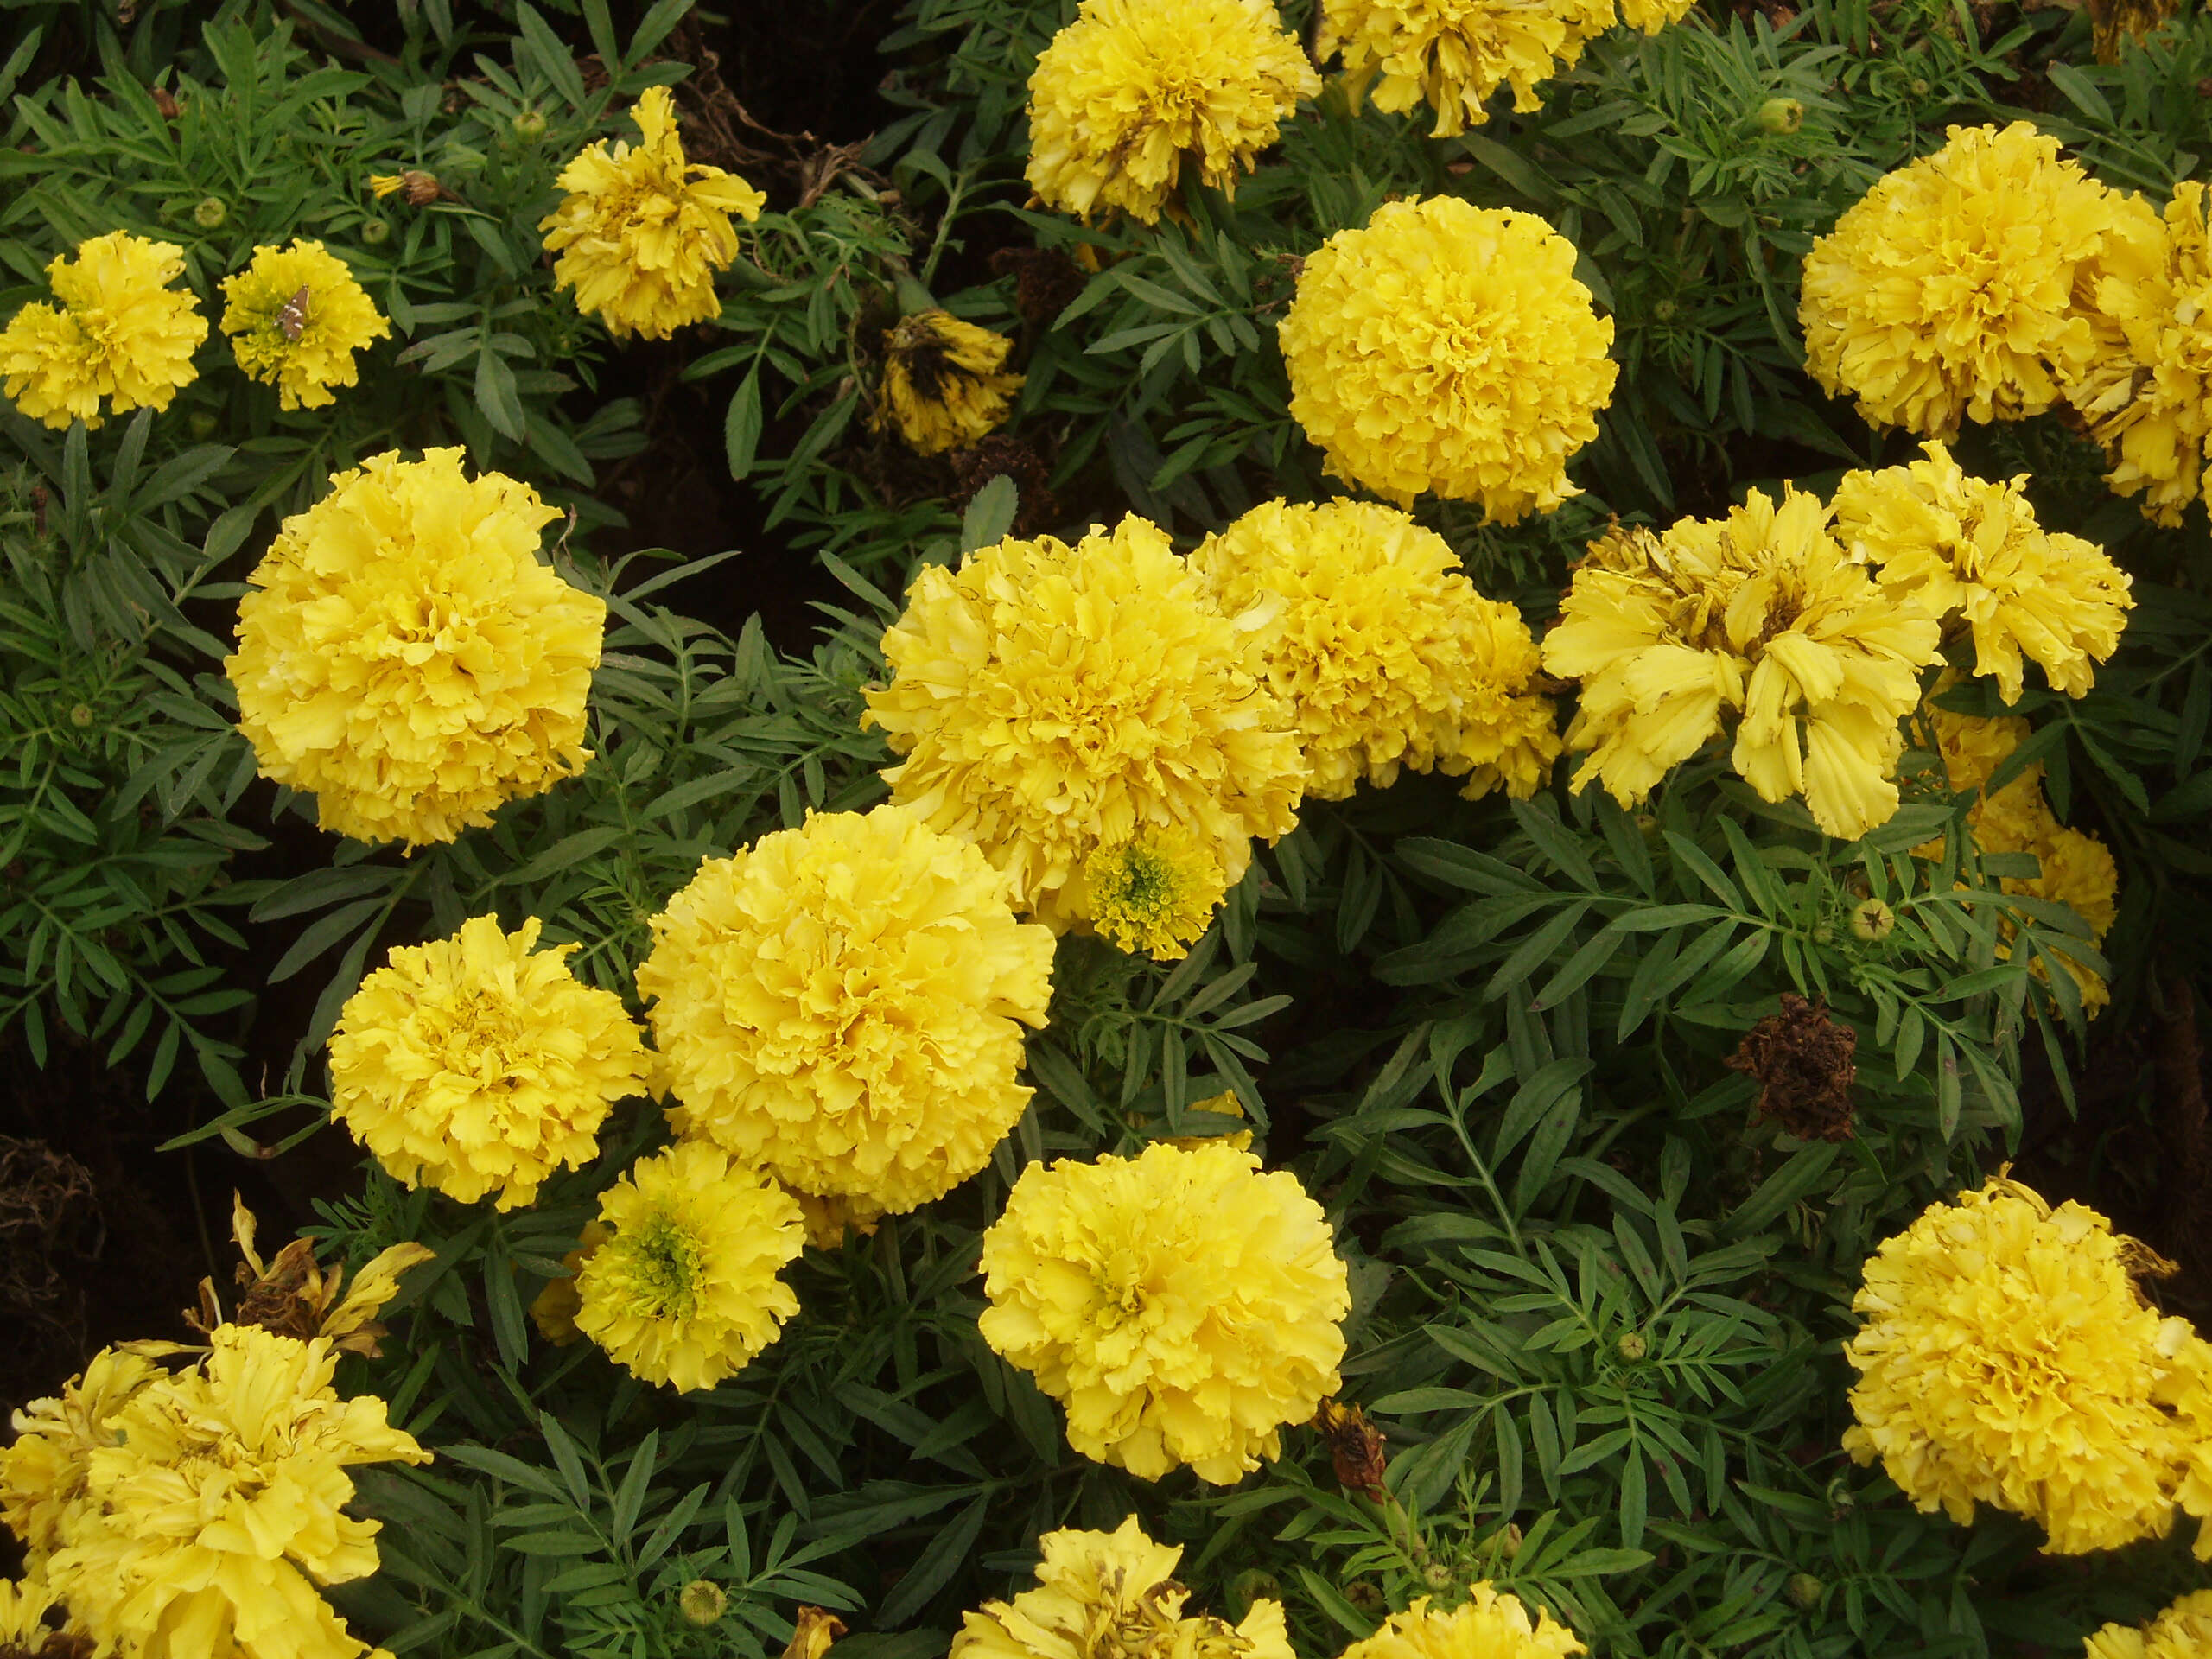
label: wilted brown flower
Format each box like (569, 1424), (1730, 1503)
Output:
(1314, 1398), (1388, 1499)
(950, 435), (1058, 535)
(186, 1193), (433, 1357)
(1726, 995), (1858, 1141)
(991, 246), (1090, 325)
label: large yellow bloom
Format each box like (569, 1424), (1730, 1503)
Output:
(0, 1348), (164, 1567)
(1545, 490), (1943, 838)
(1833, 442), (2133, 702)
(572, 1140), (804, 1393)
(636, 804), (1056, 1214)
(865, 517), (1306, 934)
(1318, 0), (1618, 137)
(1799, 123), (2152, 437)
(1336, 1588), (1585, 1659)
(977, 1141), (1349, 1484)
(1192, 499), (1559, 802)
(219, 239), (390, 412)
(2067, 181), (2212, 526)
(328, 914), (648, 1210)
(873, 311), (1024, 455)
(1025, 0), (1319, 225)
(1278, 197), (1616, 521)
(225, 448), (604, 849)
(539, 85), (766, 340)
(952, 1516), (1294, 1659)
(0, 231), (205, 429)
(33, 1325), (428, 1659)
(2088, 1592), (2212, 1659)
(1843, 1176), (2194, 1554)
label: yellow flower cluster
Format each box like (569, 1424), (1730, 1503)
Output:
(1, 1326), (428, 1659)
(952, 1516), (1294, 1659)
(0, 230), (206, 429)
(1081, 827), (1225, 962)
(225, 448), (605, 848)
(329, 914), (649, 1209)
(1278, 196), (1617, 522)
(2088, 1593), (2212, 1659)
(218, 239), (390, 411)
(1833, 442), (2133, 703)
(1025, 0), (1319, 225)
(2069, 181), (2212, 525)
(572, 1140), (805, 1392)
(636, 804), (1056, 1215)
(977, 1140), (1349, 1484)
(1843, 1176), (2212, 1554)
(1799, 122), (2152, 437)
(539, 86), (766, 340)
(1337, 1588), (1586, 1659)
(866, 516), (1306, 938)
(874, 311), (1025, 455)
(1192, 499), (1560, 802)
(1544, 488), (1943, 839)
(1317, 0), (1630, 137)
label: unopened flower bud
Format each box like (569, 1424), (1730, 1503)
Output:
(1226, 1570), (1281, 1619)
(69, 703), (94, 728)
(361, 218), (391, 246)
(1909, 77), (1930, 96)
(188, 411), (218, 439)
(1616, 1330), (1648, 1361)
(1850, 898), (1895, 942)
(512, 109), (548, 141)
(1421, 1560), (1453, 1590)
(193, 196), (227, 228)
(1344, 1580), (1385, 1615)
(1785, 1573), (1823, 1610)
(1497, 1522), (1523, 1559)
(678, 1580), (728, 1626)
(1756, 97), (1804, 134)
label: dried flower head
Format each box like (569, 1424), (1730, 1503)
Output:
(1725, 994), (1857, 1141)
(0, 231), (206, 429)
(1314, 1400), (1389, 1499)
(219, 239), (390, 410)
(187, 1194), (432, 1360)
(874, 311), (1025, 455)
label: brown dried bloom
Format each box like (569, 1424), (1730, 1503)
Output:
(991, 246), (1090, 325)
(950, 435), (1058, 535)
(1726, 995), (1858, 1141)
(1314, 1399), (1388, 1499)
(186, 1193), (433, 1357)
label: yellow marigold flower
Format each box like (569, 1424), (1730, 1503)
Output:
(539, 85), (766, 340)
(1617, 0), (1699, 28)
(2067, 181), (2212, 526)
(1336, 1587), (1586, 1659)
(2088, 1592), (2212, 1659)
(573, 1139), (804, 1392)
(1278, 197), (1617, 522)
(218, 238), (391, 412)
(328, 914), (648, 1210)
(1545, 491), (1944, 838)
(1191, 499), (1560, 802)
(866, 516), (1306, 933)
(0, 1575), (71, 1652)
(225, 448), (604, 849)
(1025, 0), (1319, 225)
(977, 1140), (1349, 1484)
(873, 311), (1025, 455)
(0, 1347), (164, 1567)
(1799, 123), (2152, 438)
(1318, 0), (1617, 137)
(1843, 1175), (2193, 1553)
(0, 231), (205, 429)
(1832, 442), (2132, 702)
(636, 804), (1056, 1214)
(953, 1516), (1294, 1659)
(1082, 827), (1225, 962)
(39, 1325), (428, 1659)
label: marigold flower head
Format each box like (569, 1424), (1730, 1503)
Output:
(1843, 1175), (2193, 1553)
(1026, 0), (1319, 224)
(328, 914), (647, 1210)
(1335, 1587), (1586, 1659)
(1832, 442), (2132, 702)
(953, 1516), (1294, 1659)
(219, 239), (390, 412)
(0, 1575), (70, 1653)
(637, 804), (1056, 1214)
(866, 517), (1306, 934)
(1799, 123), (2152, 437)
(2088, 1592), (2212, 1659)
(2067, 181), (2212, 525)
(226, 448), (604, 849)
(1545, 490), (1944, 838)
(31, 1325), (428, 1659)
(873, 311), (1024, 455)
(573, 1139), (804, 1392)
(1082, 827), (1225, 962)
(1318, 0), (1618, 137)
(539, 86), (766, 340)
(0, 231), (206, 429)
(1279, 197), (1617, 521)
(978, 1140), (1349, 1483)
(1, 1347), (164, 1567)
(1192, 499), (1560, 801)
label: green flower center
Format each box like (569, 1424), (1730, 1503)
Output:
(612, 1210), (704, 1320)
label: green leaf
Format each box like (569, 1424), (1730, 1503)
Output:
(1723, 1141), (1840, 1238)
(961, 474), (1019, 553)
(873, 1493), (988, 1626)
(475, 347), (526, 442)
(725, 371), (764, 481)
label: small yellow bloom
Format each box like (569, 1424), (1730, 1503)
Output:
(1334, 1587), (1586, 1659)
(539, 85), (766, 340)
(1083, 826), (1226, 961)
(2087, 1592), (2212, 1659)
(1026, 0), (1319, 224)
(219, 238), (391, 411)
(0, 231), (206, 429)
(1319, 0), (1618, 137)
(573, 1140), (804, 1392)
(873, 310), (1024, 455)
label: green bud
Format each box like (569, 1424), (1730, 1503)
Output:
(193, 195), (227, 229)
(1851, 898), (1896, 942)
(1756, 97), (1805, 135)
(360, 217), (391, 246)
(1616, 1331), (1648, 1361)
(69, 703), (94, 728)
(512, 109), (548, 142)
(1344, 1580), (1386, 1616)
(677, 1580), (728, 1626)
(1785, 1573), (1823, 1611)
(1909, 76), (1931, 96)
(188, 411), (218, 440)
(1421, 1561), (1453, 1591)
(1650, 301), (1677, 323)
(1226, 1570), (1281, 1618)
